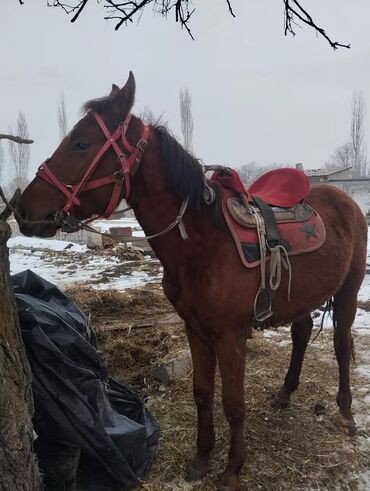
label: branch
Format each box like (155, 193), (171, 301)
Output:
(70, 0), (89, 22)
(226, 0), (235, 18)
(51, 1), (235, 38)
(284, 0), (350, 50)
(0, 134), (34, 144)
(0, 189), (21, 222)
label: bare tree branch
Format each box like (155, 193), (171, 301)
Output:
(284, 0), (350, 50)
(226, 0), (235, 18)
(0, 134), (33, 144)
(46, 0), (233, 39)
(70, 0), (88, 21)
(33, 0), (352, 48)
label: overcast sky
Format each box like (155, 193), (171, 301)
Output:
(1, 1), (370, 184)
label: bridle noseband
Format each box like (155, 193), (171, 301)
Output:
(36, 111), (150, 224)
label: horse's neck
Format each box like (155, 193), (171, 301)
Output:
(134, 195), (188, 264)
(129, 159), (197, 270)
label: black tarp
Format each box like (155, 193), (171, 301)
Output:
(13, 270), (159, 490)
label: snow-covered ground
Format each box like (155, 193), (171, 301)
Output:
(8, 234), (162, 290)
(94, 217), (145, 237)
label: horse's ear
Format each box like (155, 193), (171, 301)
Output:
(109, 84), (120, 98)
(110, 72), (135, 118)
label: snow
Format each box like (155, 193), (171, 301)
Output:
(8, 236), (88, 253)
(7, 222), (161, 290)
(93, 218), (145, 237)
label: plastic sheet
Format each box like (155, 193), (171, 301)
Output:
(13, 270), (159, 490)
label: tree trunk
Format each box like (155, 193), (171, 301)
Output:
(0, 220), (40, 491)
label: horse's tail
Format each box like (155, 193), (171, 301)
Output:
(312, 298), (336, 342)
(323, 297), (356, 363)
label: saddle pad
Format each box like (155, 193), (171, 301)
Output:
(222, 189), (326, 268)
(248, 168), (310, 208)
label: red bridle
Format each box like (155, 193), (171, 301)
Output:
(36, 111), (150, 220)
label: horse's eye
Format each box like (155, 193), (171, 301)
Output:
(74, 142), (90, 151)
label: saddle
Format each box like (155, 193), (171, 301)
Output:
(210, 167), (326, 322)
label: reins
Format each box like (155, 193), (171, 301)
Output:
(62, 198), (189, 243)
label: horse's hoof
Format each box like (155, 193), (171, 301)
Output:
(216, 472), (241, 491)
(271, 397), (289, 409)
(271, 387), (290, 409)
(334, 413), (357, 436)
(185, 457), (209, 482)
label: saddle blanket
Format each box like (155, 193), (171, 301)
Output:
(221, 189), (326, 268)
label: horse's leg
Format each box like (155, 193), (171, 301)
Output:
(272, 315), (313, 409)
(333, 271), (362, 436)
(185, 325), (217, 481)
(215, 329), (246, 491)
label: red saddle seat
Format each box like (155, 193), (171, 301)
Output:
(210, 167), (310, 208)
(247, 168), (309, 208)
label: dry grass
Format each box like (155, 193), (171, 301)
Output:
(64, 285), (370, 490)
(64, 284), (187, 382)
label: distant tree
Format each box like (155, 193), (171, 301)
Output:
(42, 1), (350, 48)
(179, 87), (194, 152)
(327, 91), (368, 176)
(239, 161), (291, 186)
(57, 92), (68, 140)
(325, 143), (353, 170)
(350, 91), (367, 176)
(0, 143), (4, 182)
(239, 162), (260, 186)
(8, 112), (31, 192)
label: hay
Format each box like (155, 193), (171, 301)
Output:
(63, 284), (370, 490)
(64, 284), (187, 382)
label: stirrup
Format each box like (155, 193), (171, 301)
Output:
(254, 287), (273, 323)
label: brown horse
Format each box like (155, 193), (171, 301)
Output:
(18, 73), (367, 490)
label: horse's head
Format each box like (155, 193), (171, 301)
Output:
(18, 72), (146, 237)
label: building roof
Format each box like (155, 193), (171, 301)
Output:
(305, 166), (352, 178)
(351, 191), (370, 215)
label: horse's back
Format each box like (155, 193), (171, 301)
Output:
(307, 184), (367, 250)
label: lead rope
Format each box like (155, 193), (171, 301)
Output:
(269, 244), (292, 301)
(62, 198), (189, 243)
(253, 210), (273, 322)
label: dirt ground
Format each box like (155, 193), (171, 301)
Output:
(65, 284), (370, 491)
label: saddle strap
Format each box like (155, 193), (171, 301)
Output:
(252, 196), (281, 249)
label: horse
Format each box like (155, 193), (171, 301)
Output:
(17, 73), (367, 490)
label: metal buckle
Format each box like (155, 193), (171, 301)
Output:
(114, 170), (124, 180)
(136, 139), (147, 152)
(61, 214), (83, 233)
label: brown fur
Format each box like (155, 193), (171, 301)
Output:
(18, 74), (368, 491)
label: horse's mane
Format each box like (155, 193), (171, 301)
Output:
(82, 96), (110, 115)
(153, 126), (224, 228)
(80, 97), (224, 226)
